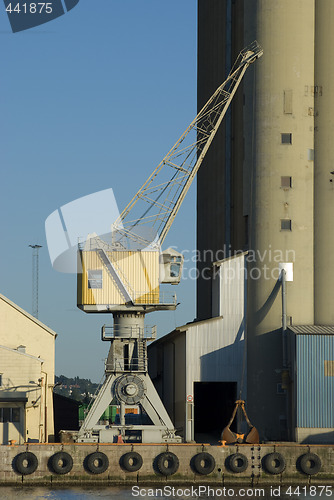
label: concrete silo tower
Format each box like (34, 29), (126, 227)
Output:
(314, 0), (334, 325)
(197, 0), (333, 440)
(243, 0), (314, 440)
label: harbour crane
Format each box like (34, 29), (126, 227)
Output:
(76, 41), (263, 444)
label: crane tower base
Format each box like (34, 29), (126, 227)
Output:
(75, 312), (181, 444)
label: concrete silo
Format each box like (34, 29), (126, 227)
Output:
(314, 0), (334, 325)
(197, 0), (333, 440)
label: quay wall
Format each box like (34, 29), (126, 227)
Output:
(1, 443), (334, 486)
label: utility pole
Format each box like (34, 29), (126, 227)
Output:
(29, 244), (42, 319)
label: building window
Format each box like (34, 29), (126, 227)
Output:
(12, 408), (20, 422)
(281, 133), (292, 144)
(88, 270), (103, 289)
(283, 90), (293, 114)
(281, 176), (292, 189)
(281, 219), (292, 231)
(0, 407), (20, 423)
(0, 374), (2, 387)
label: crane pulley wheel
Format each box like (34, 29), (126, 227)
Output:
(114, 374), (146, 405)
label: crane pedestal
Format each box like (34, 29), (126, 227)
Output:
(77, 312), (181, 443)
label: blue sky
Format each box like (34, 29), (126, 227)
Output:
(0, 0), (198, 380)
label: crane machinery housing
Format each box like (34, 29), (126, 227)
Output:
(75, 41), (263, 444)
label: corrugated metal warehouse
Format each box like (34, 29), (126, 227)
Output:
(289, 326), (334, 443)
(149, 253), (334, 444)
(148, 254), (246, 443)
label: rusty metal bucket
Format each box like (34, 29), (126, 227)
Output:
(221, 400), (259, 444)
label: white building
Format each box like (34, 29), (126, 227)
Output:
(0, 293), (56, 444)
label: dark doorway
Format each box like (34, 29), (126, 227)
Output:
(53, 393), (80, 442)
(194, 381), (237, 444)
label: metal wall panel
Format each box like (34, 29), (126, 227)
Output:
(297, 335), (334, 427)
(185, 318), (245, 390)
(186, 254), (247, 398)
(218, 255), (246, 334)
(77, 250), (160, 307)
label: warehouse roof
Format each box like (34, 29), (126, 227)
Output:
(148, 315), (224, 347)
(288, 325), (334, 335)
(213, 251), (248, 266)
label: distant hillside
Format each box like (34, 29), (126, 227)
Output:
(54, 374), (99, 402)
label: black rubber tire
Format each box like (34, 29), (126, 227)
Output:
(263, 452), (286, 475)
(156, 452), (179, 476)
(228, 453), (248, 473)
(193, 452), (216, 475)
(299, 453), (321, 475)
(86, 452), (109, 474)
(50, 451), (73, 474)
(121, 452), (143, 472)
(14, 452), (38, 475)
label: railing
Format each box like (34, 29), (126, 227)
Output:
(105, 356), (147, 373)
(78, 236), (118, 252)
(130, 291), (177, 305)
(101, 325), (156, 341)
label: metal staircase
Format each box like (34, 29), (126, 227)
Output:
(96, 248), (134, 304)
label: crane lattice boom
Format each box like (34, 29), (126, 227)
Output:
(114, 41), (263, 247)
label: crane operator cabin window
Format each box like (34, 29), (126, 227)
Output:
(170, 256), (182, 278)
(88, 270), (103, 289)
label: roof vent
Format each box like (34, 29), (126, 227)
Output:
(17, 345), (26, 353)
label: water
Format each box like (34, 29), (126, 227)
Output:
(0, 487), (132, 499)
(0, 486), (327, 500)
